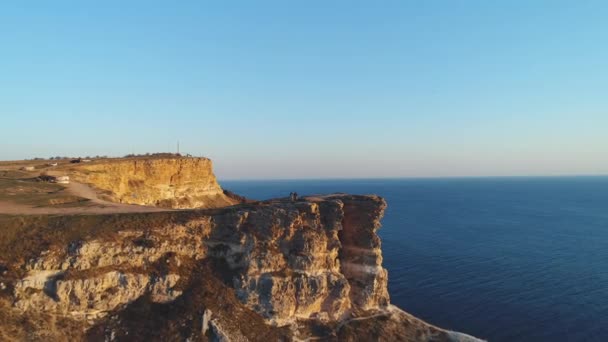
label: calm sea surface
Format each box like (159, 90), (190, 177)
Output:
(221, 177), (608, 342)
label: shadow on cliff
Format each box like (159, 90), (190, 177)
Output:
(85, 258), (291, 342)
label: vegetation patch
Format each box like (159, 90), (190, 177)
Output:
(0, 177), (87, 208)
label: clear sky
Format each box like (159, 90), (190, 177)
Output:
(1, 1), (607, 179)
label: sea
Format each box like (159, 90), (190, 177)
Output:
(221, 177), (608, 342)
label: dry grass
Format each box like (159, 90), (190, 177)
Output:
(0, 209), (291, 341)
(0, 213), (180, 264)
(0, 173), (89, 208)
(0, 298), (87, 342)
(84, 258), (292, 341)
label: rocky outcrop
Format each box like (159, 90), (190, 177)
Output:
(339, 196), (390, 310)
(14, 270), (181, 320)
(65, 157), (238, 209)
(1, 195), (483, 341)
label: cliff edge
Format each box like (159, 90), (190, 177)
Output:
(61, 157), (238, 209)
(0, 195), (482, 341)
(0, 157), (482, 341)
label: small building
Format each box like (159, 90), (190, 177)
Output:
(39, 175), (70, 184)
(55, 176), (70, 184)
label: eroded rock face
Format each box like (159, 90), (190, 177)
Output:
(14, 271), (181, 320)
(67, 157), (238, 208)
(3, 195), (483, 341)
(339, 196), (390, 310)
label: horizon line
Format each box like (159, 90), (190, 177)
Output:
(219, 173), (608, 182)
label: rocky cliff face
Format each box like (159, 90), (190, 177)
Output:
(66, 158), (238, 209)
(0, 195), (482, 341)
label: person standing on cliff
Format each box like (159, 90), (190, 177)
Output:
(293, 192), (298, 201)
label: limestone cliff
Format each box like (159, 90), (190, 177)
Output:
(64, 157), (238, 209)
(0, 195), (483, 341)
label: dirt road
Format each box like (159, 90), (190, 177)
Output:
(0, 178), (172, 215)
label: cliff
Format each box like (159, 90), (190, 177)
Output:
(0, 195), (482, 341)
(63, 157), (238, 209)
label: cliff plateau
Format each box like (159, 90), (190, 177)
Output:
(0, 195), (481, 341)
(0, 157), (483, 341)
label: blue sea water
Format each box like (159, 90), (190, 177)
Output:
(221, 177), (608, 342)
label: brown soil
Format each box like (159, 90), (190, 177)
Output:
(0, 172), (172, 215)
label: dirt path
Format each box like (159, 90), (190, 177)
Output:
(64, 181), (105, 204)
(0, 176), (173, 215)
(0, 195), (171, 215)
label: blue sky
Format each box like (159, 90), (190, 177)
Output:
(1, 1), (607, 179)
